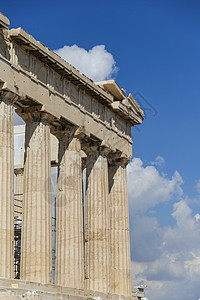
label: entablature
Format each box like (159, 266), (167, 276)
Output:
(9, 27), (113, 106)
(0, 12), (144, 159)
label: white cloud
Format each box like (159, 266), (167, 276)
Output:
(150, 156), (165, 168)
(130, 215), (162, 263)
(127, 158), (183, 214)
(131, 202), (200, 300)
(171, 200), (192, 226)
(128, 158), (200, 300)
(54, 44), (118, 81)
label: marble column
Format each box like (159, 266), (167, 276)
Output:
(14, 168), (24, 225)
(108, 158), (131, 297)
(84, 145), (110, 293)
(55, 127), (84, 288)
(20, 111), (52, 284)
(0, 97), (14, 278)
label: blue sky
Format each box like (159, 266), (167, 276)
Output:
(3, 1), (200, 299)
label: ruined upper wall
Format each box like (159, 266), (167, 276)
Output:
(0, 13), (144, 159)
(0, 12), (9, 29)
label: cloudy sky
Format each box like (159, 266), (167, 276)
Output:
(3, 1), (200, 299)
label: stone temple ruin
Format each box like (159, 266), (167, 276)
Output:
(0, 12), (145, 300)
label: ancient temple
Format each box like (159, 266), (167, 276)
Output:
(0, 12), (144, 300)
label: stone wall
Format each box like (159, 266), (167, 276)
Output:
(0, 279), (139, 300)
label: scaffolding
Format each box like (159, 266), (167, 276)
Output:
(14, 194), (22, 279)
(13, 194), (56, 280)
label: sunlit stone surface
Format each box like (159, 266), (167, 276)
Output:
(0, 97), (14, 278)
(54, 127), (84, 289)
(0, 11), (144, 300)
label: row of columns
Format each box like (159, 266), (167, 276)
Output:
(0, 97), (131, 297)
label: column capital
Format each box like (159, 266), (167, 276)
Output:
(51, 125), (87, 140)
(14, 167), (24, 175)
(0, 90), (18, 104)
(82, 141), (111, 157)
(108, 152), (131, 166)
(16, 106), (55, 124)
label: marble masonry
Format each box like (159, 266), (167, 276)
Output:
(0, 12), (144, 300)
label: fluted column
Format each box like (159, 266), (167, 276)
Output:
(108, 158), (131, 297)
(54, 126), (84, 288)
(14, 168), (24, 225)
(19, 110), (52, 284)
(0, 96), (14, 278)
(84, 145), (110, 293)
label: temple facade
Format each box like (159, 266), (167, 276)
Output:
(0, 12), (144, 300)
